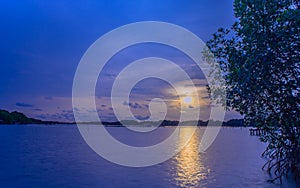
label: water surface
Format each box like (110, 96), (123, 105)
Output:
(0, 125), (297, 188)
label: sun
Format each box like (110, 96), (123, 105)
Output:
(182, 96), (192, 104)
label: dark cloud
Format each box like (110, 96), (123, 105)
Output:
(135, 115), (150, 120)
(123, 101), (147, 109)
(16, 102), (34, 107)
(62, 110), (73, 113)
(32, 108), (43, 111)
(44, 96), (53, 100)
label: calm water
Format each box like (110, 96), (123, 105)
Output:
(0, 125), (297, 188)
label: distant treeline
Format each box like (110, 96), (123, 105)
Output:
(0, 109), (245, 127)
(78, 119), (246, 127)
(0, 110), (67, 125)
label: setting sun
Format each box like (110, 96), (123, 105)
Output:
(182, 96), (193, 104)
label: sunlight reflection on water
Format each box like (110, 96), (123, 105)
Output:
(172, 127), (209, 188)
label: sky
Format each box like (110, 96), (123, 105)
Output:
(0, 0), (241, 122)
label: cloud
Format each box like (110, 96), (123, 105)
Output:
(36, 111), (75, 122)
(62, 110), (73, 113)
(44, 96), (53, 100)
(135, 115), (150, 120)
(16, 102), (34, 107)
(73, 107), (80, 112)
(123, 101), (147, 109)
(32, 108), (43, 111)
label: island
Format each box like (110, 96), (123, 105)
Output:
(0, 109), (245, 127)
(0, 109), (67, 125)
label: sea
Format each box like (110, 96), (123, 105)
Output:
(0, 125), (298, 188)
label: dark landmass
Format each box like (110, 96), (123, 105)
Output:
(0, 110), (71, 125)
(0, 109), (245, 127)
(100, 119), (245, 127)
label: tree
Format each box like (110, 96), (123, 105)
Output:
(206, 0), (300, 182)
(0, 110), (13, 124)
(0, 110), (42, 124)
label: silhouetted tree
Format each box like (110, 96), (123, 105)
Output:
(0, 110), (42, 124)
(206, 0), (300, 182)
(0, 110), (13, 124)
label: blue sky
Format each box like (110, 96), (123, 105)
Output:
(0, 0), (241, 122)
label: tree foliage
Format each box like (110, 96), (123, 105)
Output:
(0, 110), (44, 124)
(206, 0), (300, 182)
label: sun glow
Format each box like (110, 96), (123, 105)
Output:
(164, 80), (209, 110)
(182, 96), (192, 104)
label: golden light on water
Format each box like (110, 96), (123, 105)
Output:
(173, 127), (209, 188)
